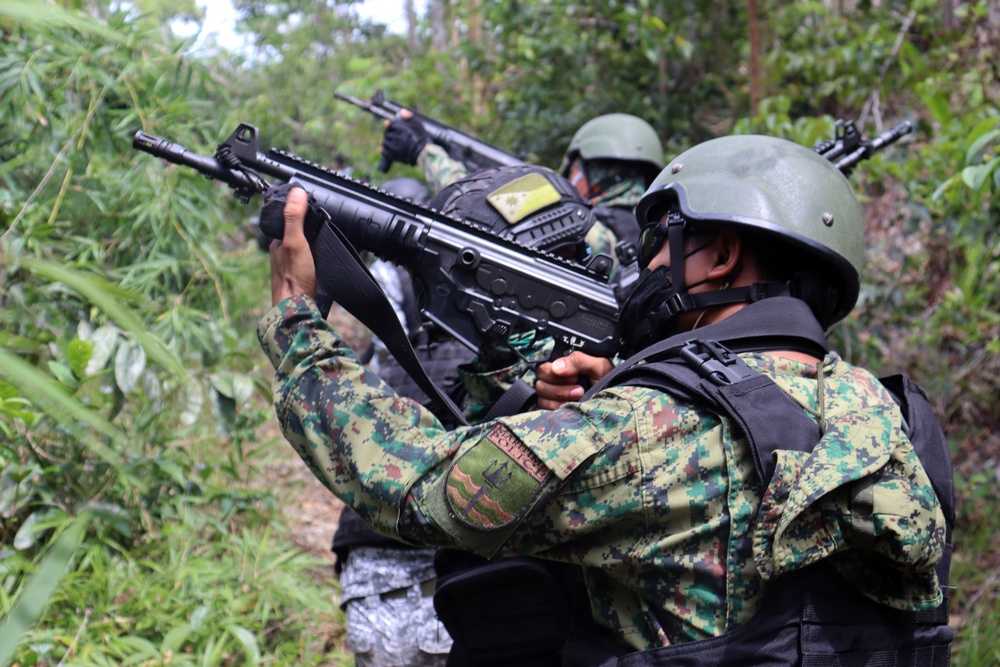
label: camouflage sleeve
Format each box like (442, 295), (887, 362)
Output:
(417, 143), (469, 193)
(258, 294), (635, 558)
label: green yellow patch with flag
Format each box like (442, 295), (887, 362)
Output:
(486, 173), (562, 224)
(446, 424), (552, 530)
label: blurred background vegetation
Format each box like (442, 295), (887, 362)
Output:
(1, 0), (997, 664)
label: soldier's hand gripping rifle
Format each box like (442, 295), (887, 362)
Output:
(334, 89), (526, 173)
(133, 123), (619, 425)
(813, 119), (913, 176)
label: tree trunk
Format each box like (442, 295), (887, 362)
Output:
(748, 0), (762, 119)
(430, 0), (446, 52)
(404, 0), (418, 51)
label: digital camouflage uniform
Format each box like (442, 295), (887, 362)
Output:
(335, 258), (457, 667)
(339, 545), (452, 665)
(258, 294), (945, 651)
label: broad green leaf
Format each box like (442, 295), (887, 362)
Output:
(179, 383), (204, 427)
(965, 128), (1000, 166)
(18, 258), (188, 379)
(0, 332), (44, 354)
(141, 369), (163, 403)
(46, 361), (77, 389)
(85, 326), (120, 376)
(13, 511), (44, 551)
(0, 515), (89, 665)
(210, 388), (237, 437)
(0, 468), (30, 519)
(961, 159), (1000, 192)
(208, 373), (254, 406)
(232, 374), (254, 406)
(66, 338), (94, 379)
(114, 341), (147, 395)
(0, 380), (18, 400)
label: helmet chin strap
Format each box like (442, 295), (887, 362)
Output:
(661, 221), (794, 327)
(691, 281), (729, 330)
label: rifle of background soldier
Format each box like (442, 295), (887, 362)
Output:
(334, 89), (526, 173)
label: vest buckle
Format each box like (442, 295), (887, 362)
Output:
(680, 339), (756, 386)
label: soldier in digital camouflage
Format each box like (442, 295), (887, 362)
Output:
(260, 136), (953, 665)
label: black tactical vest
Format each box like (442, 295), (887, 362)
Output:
(572, 297), (955, 666)
(436, 298), (955, 667)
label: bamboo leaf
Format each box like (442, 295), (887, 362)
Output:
(227, 625), (261, 666)
(0, 350), (128, 472)
(0, 1), (127, 43)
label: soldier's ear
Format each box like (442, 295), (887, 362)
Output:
(705, 229), (742, 281)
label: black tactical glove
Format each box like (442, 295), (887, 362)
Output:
(379, 115), (429, 171)
(257, 182), (329, 244)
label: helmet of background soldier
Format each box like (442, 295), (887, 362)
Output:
(381, 176), (431, 206)
(428, 165), (598, 261)
(558, 114), (665, 186)
(634, 133), (864, 328)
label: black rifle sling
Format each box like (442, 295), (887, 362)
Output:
(308, 218), (470, 427)
(482, 379), (537, 422)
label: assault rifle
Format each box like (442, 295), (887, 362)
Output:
(133, 123), (619, 365)
(334, 89), (526, 173)
(813, 119), (912, 176)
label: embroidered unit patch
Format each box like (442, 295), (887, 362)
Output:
(486, 173), (562, 224)
(446, 424), (552, 530)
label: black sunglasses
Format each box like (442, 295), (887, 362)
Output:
(636, 211), (718, 270)
(636, 208), (688, 269)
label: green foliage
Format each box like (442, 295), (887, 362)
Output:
(0, 514), (89, 666)
(1, 484), (344, 665)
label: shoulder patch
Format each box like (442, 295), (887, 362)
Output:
(446, 424), (553, 530)
(486, 173), (561, 224)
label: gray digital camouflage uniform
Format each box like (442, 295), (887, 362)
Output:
(259, 294), (946, 651)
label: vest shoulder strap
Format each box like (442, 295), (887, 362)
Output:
(608, 339), (820, 490)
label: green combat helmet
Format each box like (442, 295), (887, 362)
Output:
(559, 113), (665, 184)
(429, 164), (600, 263)
(625, 135), (863, 350)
